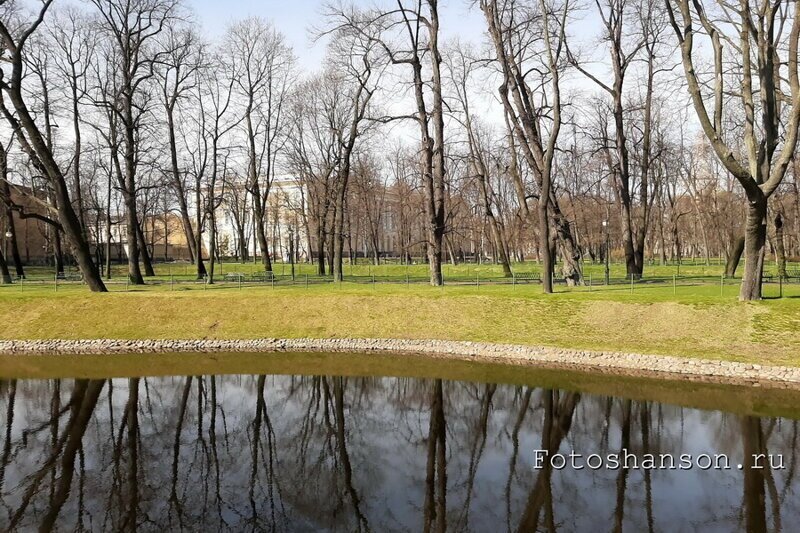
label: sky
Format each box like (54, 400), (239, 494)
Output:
(187, 0), (510, 71)
(184, 0), (610, 139)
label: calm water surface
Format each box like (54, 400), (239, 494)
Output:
(0, 356), (798, 532)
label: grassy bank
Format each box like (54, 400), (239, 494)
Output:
(1, 281), (799, 366)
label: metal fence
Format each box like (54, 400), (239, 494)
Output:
(2, 270), (798, 297)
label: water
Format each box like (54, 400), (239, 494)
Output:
(0, 353), (798, 532)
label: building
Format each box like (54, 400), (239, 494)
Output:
(1, 184), (58, 265)
(209, 175), (310, 262)
(101, 213), (202, 263)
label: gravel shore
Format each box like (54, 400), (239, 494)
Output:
(0, 338), (797, 389)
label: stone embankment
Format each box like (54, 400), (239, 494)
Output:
(0, 338), (797, 389)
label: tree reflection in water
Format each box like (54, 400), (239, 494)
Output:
(0, 375), (798, 532)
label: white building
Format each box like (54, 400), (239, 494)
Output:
(205, 175), (309, 262)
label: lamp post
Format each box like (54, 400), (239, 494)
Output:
(602, 220), (610, 285)
(3, 230), (10, 260)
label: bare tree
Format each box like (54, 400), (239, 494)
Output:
(224, 17), (294, 273)
(666, 0), (800, 300)
(320, 13), (383, 282)
(90, 0), (181, 283)
(481, 0), (581, 291)
(0, 0), (106, 291)
(286, 74), (340, 275)
(155, 25), (207, 278)
(446, 43), (512, 277)
(199, 49), (238, 284)
(331, 0), (449, 285)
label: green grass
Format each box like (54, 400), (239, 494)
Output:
(1, 271), (800, 367)
(21, 257), (800, 283)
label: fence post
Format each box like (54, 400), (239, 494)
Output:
(126, 278), (129, 292)
(780, 275), (783, 299)
(630, 275), (634, 294)
(54, 273), (58, 292)
(238, 276), (242, 290)
(589, 274), (592, 291)
(476, 272), (480, 287)
(720, 274), (724, 297)
(673, 274), (676, 296)
(305, 274), (309, 289)
(171, 275), (174, 291)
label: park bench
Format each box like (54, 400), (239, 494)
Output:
(251, 271), (275, 282)
(223, 272), (246, 283)
(512, 272), (541, 284)
(56, 272), (83, 282)
(785, 268), (800, 281)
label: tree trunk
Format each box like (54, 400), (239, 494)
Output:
(0, 150), (24, 278)
(195, 185), (206, 279)
(207, 210), (217, 284)
(236, 225), (247, 262)
(304, 217), (313, 265)
(775, 213), (787, 279)
(478, 174), (511, 278)
(122, 190), (144, 284)
(105, 169), (113, 280)
(316, 224), (326, 276)
(53, 227), (64, 275)
(176, 193), (197, 264)
(539, 200), (553, 293)
(427, 224), (444, 286)
(739, 196), (767, 300)
(136, 221), (155, 277)
(332, 180), (346, 282)
(0, 249), (11, 284)
(621, 203), (637, 279)
(725, 235), (745, 278)
(254, 201), (272, 273)
(71, 83), (86, 237)
(551, 197), (582, 286)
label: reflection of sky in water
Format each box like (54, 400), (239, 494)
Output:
(0, 376), (797, 531)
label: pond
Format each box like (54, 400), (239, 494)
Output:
(0, 352), (799, 532)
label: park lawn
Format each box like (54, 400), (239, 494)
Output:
(21, 258), (800, 283)
(0, 281), (799, 367)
